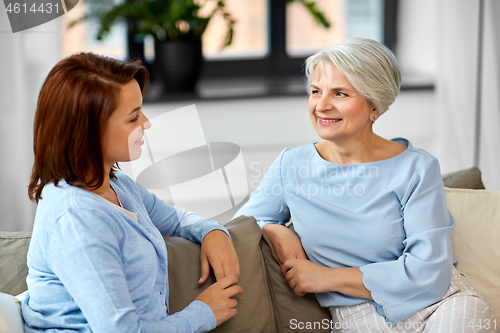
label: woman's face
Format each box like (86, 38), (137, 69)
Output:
(308, 62), (378, 142)
(101, 79), (150, 166)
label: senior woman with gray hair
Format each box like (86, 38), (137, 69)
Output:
(234, 38), (496, 332)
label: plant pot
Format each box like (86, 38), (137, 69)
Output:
(154, 40), (203, 93)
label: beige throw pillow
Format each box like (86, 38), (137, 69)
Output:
(445, 188), (500, 318)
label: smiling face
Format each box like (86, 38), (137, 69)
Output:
(308, 62), (379, 143)
(101, 79), (150, 167)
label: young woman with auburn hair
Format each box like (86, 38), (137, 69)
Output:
(24, 52), (242, 333)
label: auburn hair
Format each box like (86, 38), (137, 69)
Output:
(28, 52), (149, 203)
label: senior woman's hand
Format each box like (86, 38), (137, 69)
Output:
(262, 223), (307, 274)
(283, 259), (373, 300)
(282, 259), (333, 296)
(199, 230), (240, 284)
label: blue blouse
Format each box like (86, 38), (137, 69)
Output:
(22, 172), (227, 332)
(235, 138), (455, 323)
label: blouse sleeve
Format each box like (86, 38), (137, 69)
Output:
(44, 209), (216, 333)
(117, 172), (229, 242)
(359, 157), (455, 323)
(233, 148), (291, 228)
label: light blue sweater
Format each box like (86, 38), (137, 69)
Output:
(22, 172), (227, 332)
(235, 138), (455, 323)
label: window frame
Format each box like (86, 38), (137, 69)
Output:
(134, 0), (414, 101)
(199, 0), (399, 79)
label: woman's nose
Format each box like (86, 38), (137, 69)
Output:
(141, 114), (151, 130)
(142, 120), (151, 130)
(315, 96), (333, 113)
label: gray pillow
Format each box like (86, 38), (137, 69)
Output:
(442, 166), (485, 189)
(260, 232), (332, 332)
(165, 216), (276, 332)
(0, 231), (31, 296)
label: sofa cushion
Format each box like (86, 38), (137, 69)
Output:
(260, 232), (332, 332)
(445, 188), (500, 318)
(0, 232), (31, 296)
(165, 216), (276, 332)
(442, 166), (485, 189)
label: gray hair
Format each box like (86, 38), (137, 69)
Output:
(305, 38), (401, 116)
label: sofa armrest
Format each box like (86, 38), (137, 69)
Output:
(446, 188), (500, 320)
(0, 292), (25, 333)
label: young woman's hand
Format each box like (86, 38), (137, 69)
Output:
(199, 230), (240, 284)
(195, 275), (243, 326)
(262, 223), (307, 275)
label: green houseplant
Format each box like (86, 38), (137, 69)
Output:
(70, 0), (330, 92)
(71, 0), (236, 92)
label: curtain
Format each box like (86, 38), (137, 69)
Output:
(478, 0), (500, 190)
(0, 14), (61, 230)
(436, 0), (500, 190)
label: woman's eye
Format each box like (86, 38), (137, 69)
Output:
(336, 92), (347, 97)
(131, 116), (139, 122)
(311, 89), (320, 95)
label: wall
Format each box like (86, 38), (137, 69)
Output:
(396, 0), (438, 76)
(0, 11), (62, 231)
(397, 0), (500, 190)
(141, 89), (436, 195)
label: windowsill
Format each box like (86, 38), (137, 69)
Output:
(144, 72), (434, 103)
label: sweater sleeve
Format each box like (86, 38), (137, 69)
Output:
(44, 208), (216, 333)
(359, 157), (455, 323)
(116, 172), (229, 242)
(233, 149), (291, 228)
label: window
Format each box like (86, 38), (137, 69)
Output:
(203, 0), (390, 78)
(201, 0), (268, 60)
(61, 0), (396, 96)
(286, 0), (345, 57)
(62, 0), (127, 60)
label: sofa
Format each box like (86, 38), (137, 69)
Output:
(1, 167), (499, 333)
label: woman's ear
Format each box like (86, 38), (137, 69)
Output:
(370, 107), (379, 121)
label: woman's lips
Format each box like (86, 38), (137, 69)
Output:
(318, 116), (342, 126)
(134, 137), (144, 145)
